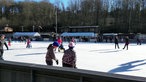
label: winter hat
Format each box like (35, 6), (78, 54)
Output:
(53, 41), (59, 47)
(68, 42), (75, 48)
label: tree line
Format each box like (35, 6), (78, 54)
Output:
(0, 0), (146, 33)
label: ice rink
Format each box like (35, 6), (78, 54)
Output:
(3, 41), (146, 78)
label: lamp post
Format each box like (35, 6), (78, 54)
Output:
(38, 26), (42, 32)
(33, 25), (35, 32)
(55, 6), (58, 34)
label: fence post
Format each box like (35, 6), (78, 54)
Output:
(80, 76), (83, 82)
(30, 69), (35, 82)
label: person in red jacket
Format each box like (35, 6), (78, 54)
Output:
(57, 36), (65, 52)
(26, 38), (32, 48)
(8, 37), (11, 46)
(57, 36), (62, 45)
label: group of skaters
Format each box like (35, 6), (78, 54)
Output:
(0, 34), (143, 69)
(0, 34), (76, 68)
(114, 36), (129, 50)
(45, 36), (76, 68)
(0, 34), (32, 60)
(45, 35), (142, 68)
(114, 36), (142, 50)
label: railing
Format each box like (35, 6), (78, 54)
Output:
(0, 60), (145, 82)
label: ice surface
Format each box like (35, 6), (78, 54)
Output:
(3, 41), (146, 77)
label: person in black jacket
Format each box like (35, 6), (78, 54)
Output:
(0, 35), (9, 60)
(114, 36), (120, 49)
(137, 38), (141, 45)
(123, 36), (129, 50)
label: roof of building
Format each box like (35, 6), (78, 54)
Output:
(103, 33), (118, 36)
(61, 32), (96, 37)
(13, 32), (41, 37)
(69, 26), (99, 28)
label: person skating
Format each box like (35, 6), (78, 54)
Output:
(57, 36), (65, 52)
(0, 35), (9, 60)
(53, 40), (59, 52)
(62, 42), (76, 68)
(8, 37), (11, 46)
(45, 44), (58, 65)
(123, 36), (129, 50)
(57, 36), (62, 46)
(26, 38), (32, 48)
(137, 38), (141, 45)
(71, 37), (76, 45)
(114, 36), (120, 49)
(58, 43), (65, 52)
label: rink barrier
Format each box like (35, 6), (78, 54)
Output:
(0, 60), (145, 82)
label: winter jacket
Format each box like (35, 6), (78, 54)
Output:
(62, 49), (76, 66)
(0, 39), (8, 50)
(125, 37), (129, 45)
(114, 37), (119, 44)
(45, 46), (56, 61)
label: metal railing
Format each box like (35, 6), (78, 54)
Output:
(0, 60), (145, 82)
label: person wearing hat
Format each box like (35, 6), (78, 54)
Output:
(0, 35), (9, 60)
(53, 40), (59, 52)
(45, 44), (58, 65)
(62, 42), (76, 68)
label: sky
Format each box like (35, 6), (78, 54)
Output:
(15, 0), (69, 8)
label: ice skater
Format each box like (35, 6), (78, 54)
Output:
(8, 37), (11, 46)
(58, 43), (65, 52)
(57, 36), (65, 52)
(45, 44), (58, 66)
(71, 37), (76, 45)
(62, 42), (76, 68)
(137, 38), (141, 45)
(53, 40), (59, 52)
(0, 35), (9, 60)
(114, 36), (120, 49)
(26, 38), (32, 48)
(57, 36), (62, 46)
(123, 36), (129, 50)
